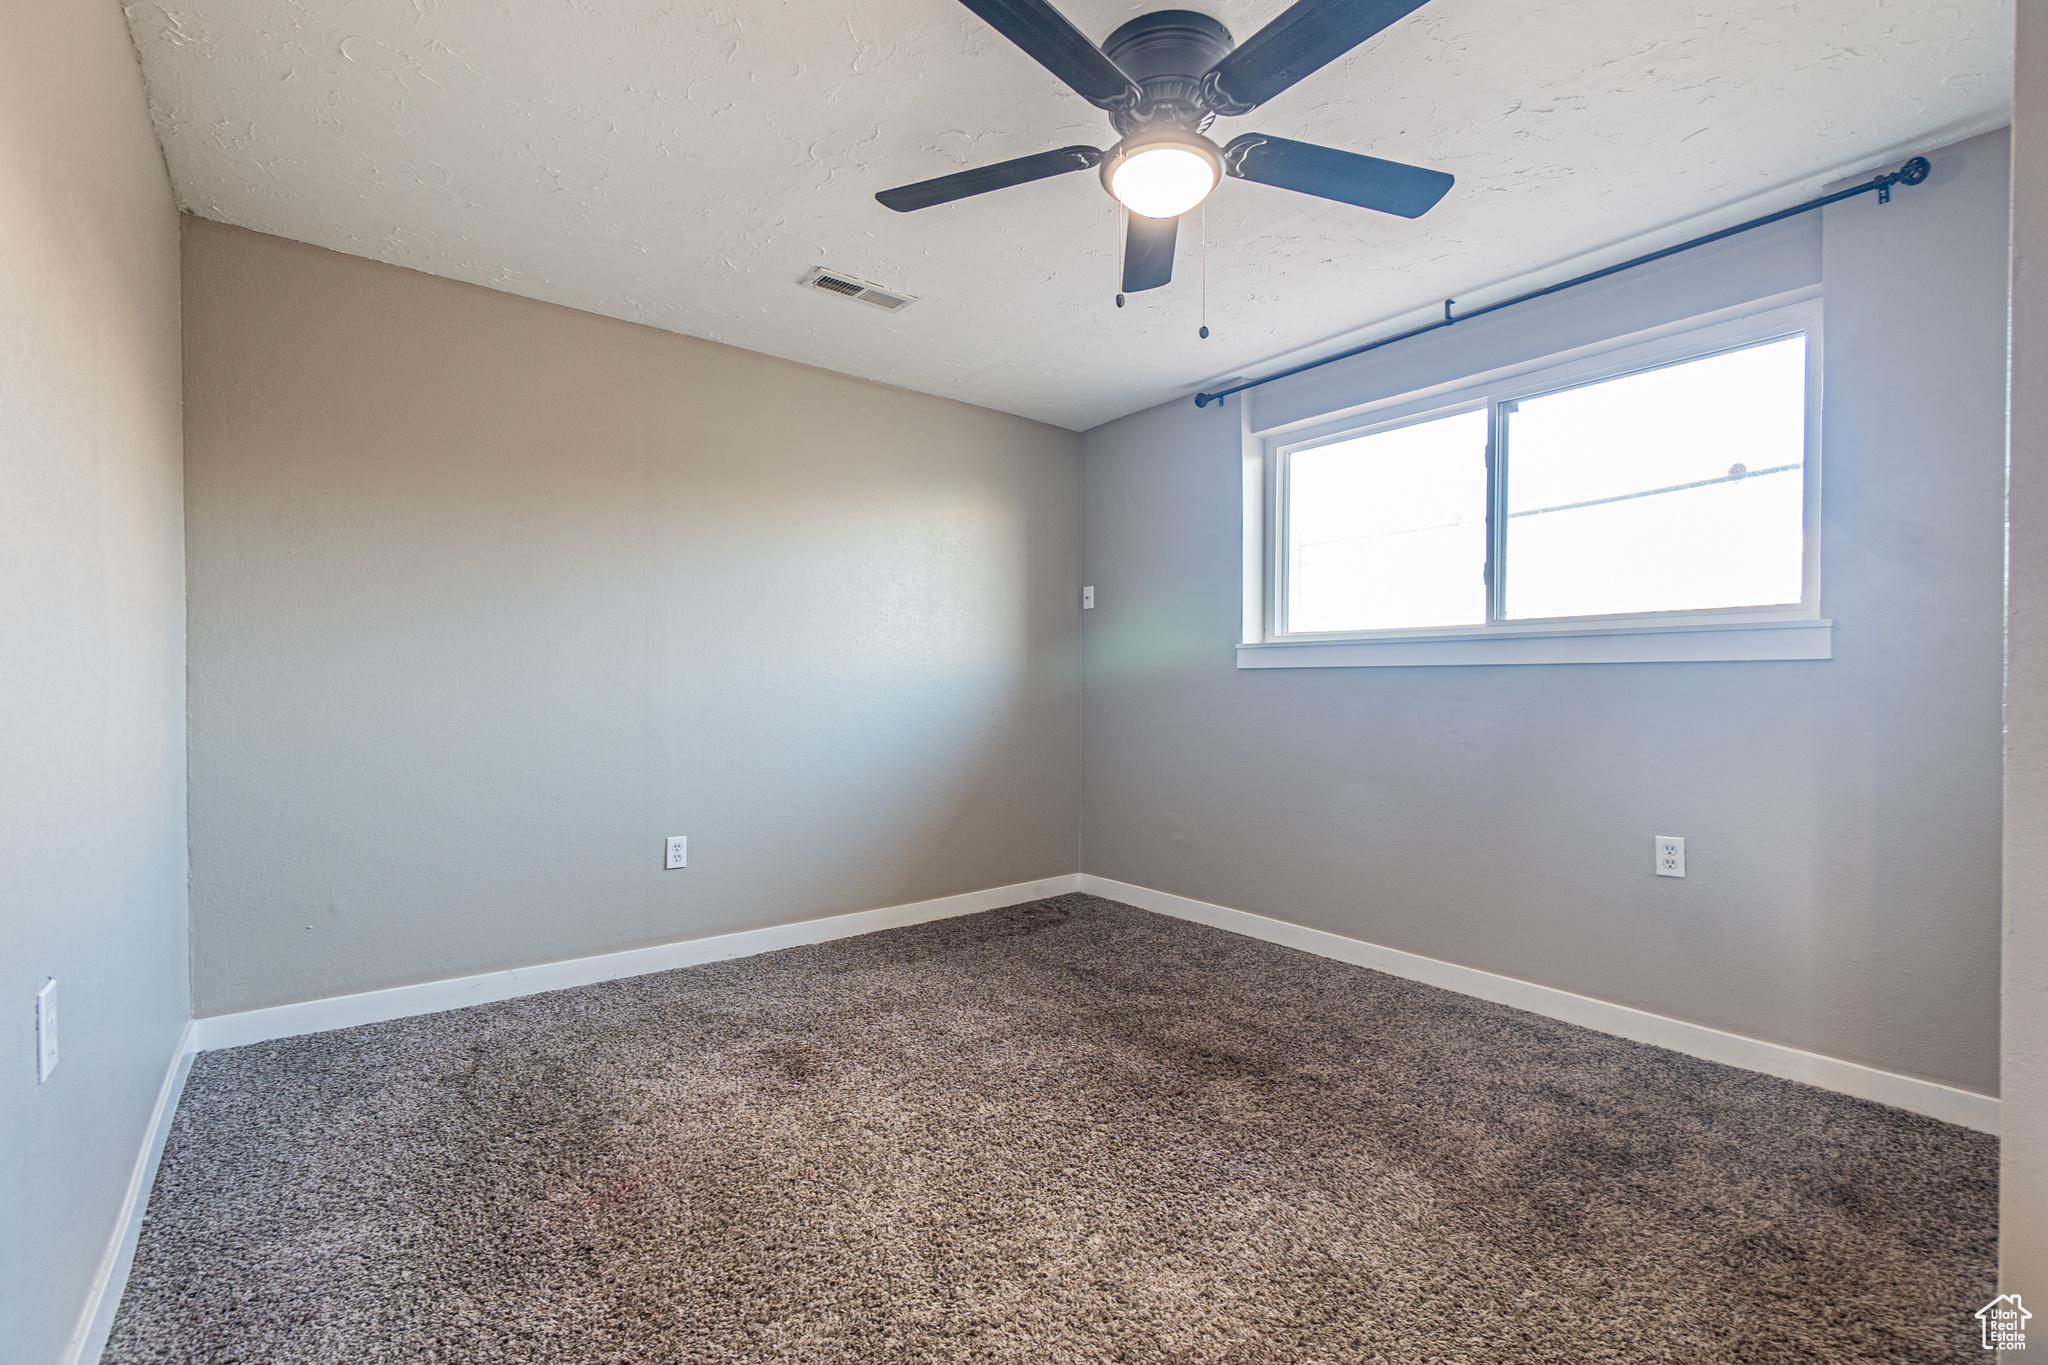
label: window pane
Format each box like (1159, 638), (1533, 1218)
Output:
(1287, 408), (1489, 633)
(1502, 336), (1807, 620)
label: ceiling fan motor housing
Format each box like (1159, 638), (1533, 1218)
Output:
(1102, 10), (1236, 135)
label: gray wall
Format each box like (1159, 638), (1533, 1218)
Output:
(2008, 0), (2047, 1290)
(183, 220), (1082, 1017)
(0, 0), (189, 1359)
(1081, 130), (2009, 1097)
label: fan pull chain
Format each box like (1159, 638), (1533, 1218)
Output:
(1115, 205), (1126, 308)
(1198, 203), (1210, 339)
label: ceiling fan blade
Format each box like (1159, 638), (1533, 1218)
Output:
(1200, 0), (1434, 115)
(877, 145), (1103, 212)
(1223, 134), (1453, 218)
(1122, 213), (1177, 292)
(955, 0), (1143, 111)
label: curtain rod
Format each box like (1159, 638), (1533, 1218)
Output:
(1192, 155), (1933, 409)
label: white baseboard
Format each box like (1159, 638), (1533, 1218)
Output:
(61, 1020), (198, 1365)
(1078, 873), (1999, 1135)
(186, 867), (2000, 1133)
(192, 874), (1086, 1052)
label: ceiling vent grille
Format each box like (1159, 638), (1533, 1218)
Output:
(802, 267), (916, 312)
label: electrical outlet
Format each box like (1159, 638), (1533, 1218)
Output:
(1654, 835), (1685, 878)
(1081, 586), (1095, 610)
(665, 835), (688, 870)
(35, 979), (57, 1082)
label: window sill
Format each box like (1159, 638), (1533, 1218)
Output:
(1237, 617), (1833, 669)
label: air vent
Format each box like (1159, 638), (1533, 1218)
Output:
(802, 267), (916, 312)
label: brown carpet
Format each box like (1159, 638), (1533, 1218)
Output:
(104, 895), (1996, 1363)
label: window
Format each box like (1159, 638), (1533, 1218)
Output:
(1499, 337), (1807, 621)
(1287, 408), (1489, 633)
(1245, 299), (1828, 668)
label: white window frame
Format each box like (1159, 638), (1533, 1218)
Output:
(1238, 292), (1829, 668)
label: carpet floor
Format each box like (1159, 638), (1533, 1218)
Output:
(105, 895), (1996, 1363)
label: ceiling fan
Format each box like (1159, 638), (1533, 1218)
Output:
(875, 0), (1455, 294)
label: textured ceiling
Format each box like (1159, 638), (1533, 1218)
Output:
(125, 0), (2010, 429)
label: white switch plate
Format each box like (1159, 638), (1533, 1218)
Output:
(1081, 586), (1094, 610)
(665, 835), (688, 870)
(1654, 835), (1685, 878)
(35, 979), (57, 1082)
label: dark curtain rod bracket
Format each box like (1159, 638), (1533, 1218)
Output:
(1193, 155), (1932, 409)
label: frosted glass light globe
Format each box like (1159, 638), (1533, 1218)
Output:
(1110, 146), (1219, 220)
